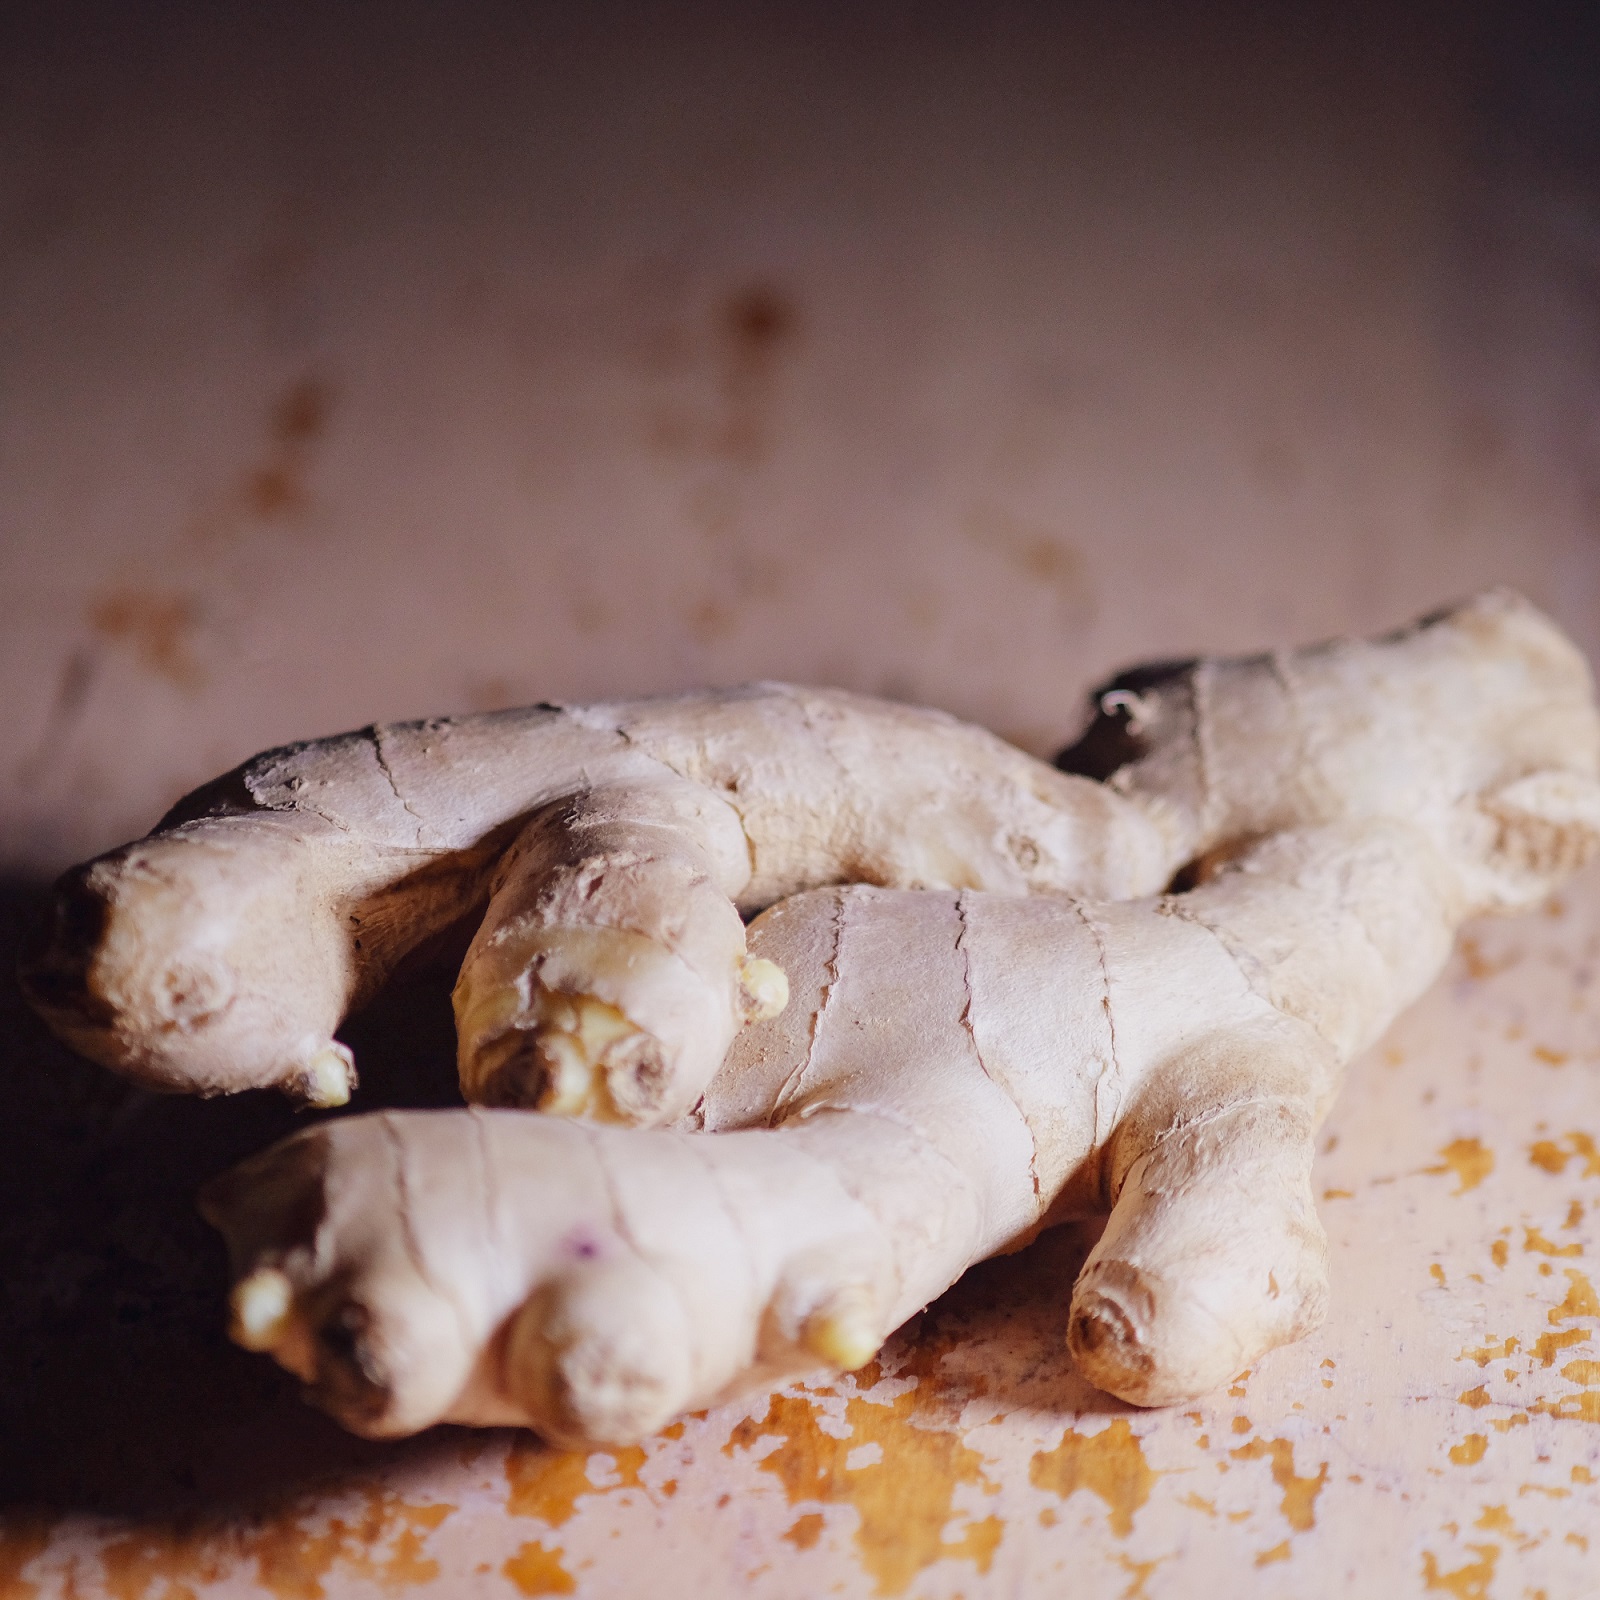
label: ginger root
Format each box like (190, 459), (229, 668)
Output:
(23, 591), (1600, 1442)
(23, 685), (1166, 1115)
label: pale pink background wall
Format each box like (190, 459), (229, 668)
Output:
(4, 1), (1597, 869)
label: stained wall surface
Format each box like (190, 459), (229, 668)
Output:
(3, 3), (1600, 1597)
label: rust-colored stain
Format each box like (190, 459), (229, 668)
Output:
(182, 372), (336, 547)
(245, 463), (306, 518)
(1529, 1132), (1600, 1177)
(1457, 935), (1516, 982)
(503, 1443), (646, 1526)
(1421, 1543), (1499, 1599)
(89, 588), (204, 689)
(1424, 1138), (1494, 1194)
(1459, 1337), (1518, 1367)
(688, 596), (738, 644)
(1533, 1044), (1570, 1065)
(723, 1384), (1001, 1596)
(723, 283), (797, 359)
(1526, 1225), (1583, 1257)
(245, 377), (334, 518)
(0, 1514), (55, 1599)
(645, 280), (800, 471)
(1254, 1540), (1290, 1566)
(1490, 1238), (1509, 1268)
(782, 1513), (826, 1551)
(94, 1490), (453, 1600)
(1449, 1435), (1488, 1466)
(965, 507), (1093, 623)
(1458, 1386), (1491, 1409)
(1028, 1418), (1156, 1539)
(1548, 1269), (1600, 1324)
(1227, 1438), (1328, 1532)
(271, 377), (332, 446)
(503, 1540), (576, 1597)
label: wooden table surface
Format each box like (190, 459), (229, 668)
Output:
(4, 5), (1600, 1594)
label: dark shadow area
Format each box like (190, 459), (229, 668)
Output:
(0, 871), (1114, 1535)
(0, 877), (470, 1520)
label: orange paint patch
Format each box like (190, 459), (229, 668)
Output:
(724, 1385), (1001, 1596)
(1562, 1359), (1600, 1385)
(1458, 935), (1514, 981)
(503, 1444), (645, 1526)
(1449, 1435), (1487, 1466)
(1533, 1045), (1570, 1065)
(100, 1528), (225, 1599)
(943, 1515), (1003, 1572)
(255, 1494), (450, 1598)
(1525, 1226), (1582, 1257)
(1430, 1264), (1448, 1287)
(1529, 1391), (1600, 1423)
(1227, 1438), (1328, 1532)
(1029, 1418), (1156, 1540)
(0, 1514), (55, 1600)
(1114, 1551), (1164, 1598)
(1529, 1133), (1600, 1177)
(1424, 1139), (1494, 1194)
(1473, 1505), (1518, 1536)
(503, 1540), (576, 1596)
(1531, 1328), (1590, 1366)
(96, 1490), (454, 1600)
(782, 1513), (826, 1551)
(1548, 1269), (1600, 1324)
(1457, 1386), (1491, 1409)
(1255, 1541), (1291, 1567)
(1458, 1337), (1518, 1367)
(1422, 1544), (1499, 1599)
(1491, 1239), (1509, 1268)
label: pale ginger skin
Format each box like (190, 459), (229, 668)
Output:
(23, 591), (1600, 1441)
(24, 684), (1169, 1114)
